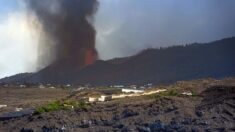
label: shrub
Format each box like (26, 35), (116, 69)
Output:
(191, 90), (198, 97)
(34, 100), (91, 114)
(167, 89), (180, 96)
(147, 89), (180, 100)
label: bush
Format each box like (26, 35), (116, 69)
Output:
(147, 89), (180, 100)
(34, 100), (91, 114)
(167, 89), (180, 96)
(191, 90), (198, 97)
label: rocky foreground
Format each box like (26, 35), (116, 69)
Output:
(0, 78), (235, 132)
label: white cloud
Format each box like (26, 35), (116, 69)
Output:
(0, 10), (39, 78)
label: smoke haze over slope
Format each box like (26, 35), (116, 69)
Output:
(95, 0), (235, 59)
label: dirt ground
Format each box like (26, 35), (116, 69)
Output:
(0, 78), (235, 132)
(0, 87), (69, 114)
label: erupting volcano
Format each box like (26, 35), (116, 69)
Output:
(2, 0), (234, 86)
(26, 0), (99, 68)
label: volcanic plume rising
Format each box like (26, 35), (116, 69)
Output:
(26, 0), (99, 68)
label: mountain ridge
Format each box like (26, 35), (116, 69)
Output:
(1, 37), (235, 85)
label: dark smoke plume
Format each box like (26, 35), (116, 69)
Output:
(26, 0), (99, 69)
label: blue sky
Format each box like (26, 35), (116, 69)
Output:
(0, 0), (19, 14)
(0, 0), (235, 78)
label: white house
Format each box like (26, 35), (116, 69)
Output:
(113, 85), (125, 88)
(98, 95), (112, 102)
(181, 92), (193, 96)
(88, 97), (98, 102)
(122, 89), (144, 93)
(0, 105), (7, 108)
(39, 85), (45, 89)
(20, 85), (26, 88)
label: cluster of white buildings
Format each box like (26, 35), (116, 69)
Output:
(121, 89), (144, 93)
(110, 83), (153, 90)
(88, 88), (146, 103)
(87, 88), (167, 103)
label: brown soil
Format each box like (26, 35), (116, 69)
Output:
(0, 87), (69, 114)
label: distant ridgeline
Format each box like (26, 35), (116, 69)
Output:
(1, 37), (235, 86)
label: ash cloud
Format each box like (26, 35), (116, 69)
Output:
(26, 0), (99, 69)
